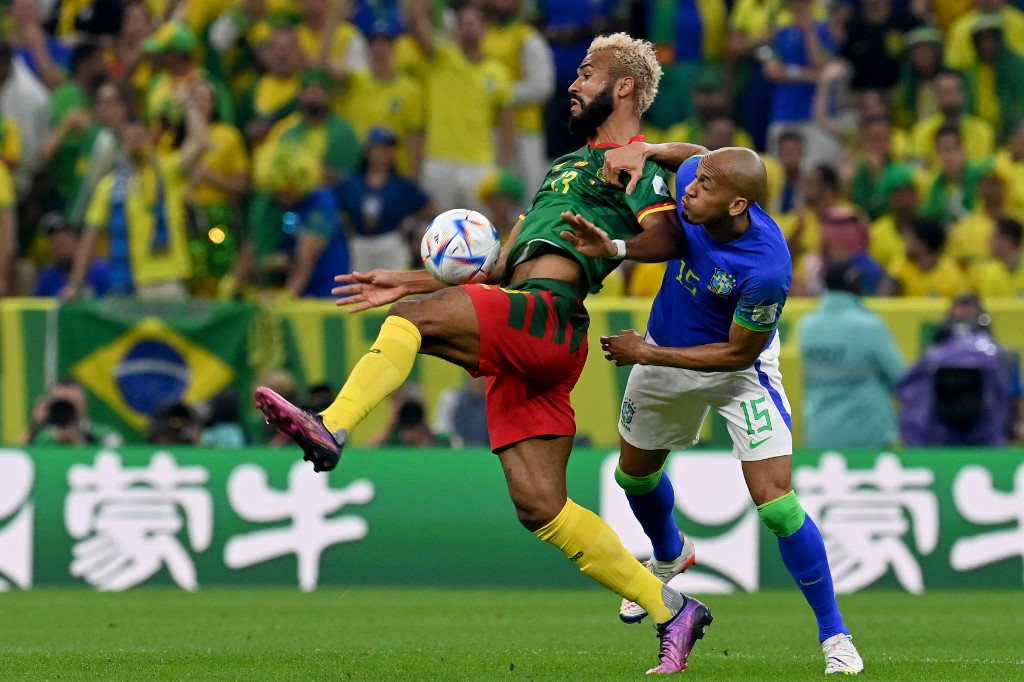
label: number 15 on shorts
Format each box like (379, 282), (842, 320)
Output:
(741, 397), (773, 447)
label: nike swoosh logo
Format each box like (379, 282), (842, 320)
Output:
(800, 577), (823, 586)
(749, 436), (772, 449)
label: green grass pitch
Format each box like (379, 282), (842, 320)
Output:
(0, 588), (1020, 680)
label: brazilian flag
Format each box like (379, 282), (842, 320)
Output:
(58, 300), (257, 439)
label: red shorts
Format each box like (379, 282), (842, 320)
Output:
(463, 279), (589, 452)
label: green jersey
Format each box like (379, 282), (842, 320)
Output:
(502, 138), (676, 294)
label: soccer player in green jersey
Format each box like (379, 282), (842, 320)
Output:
(255, 33), (712, 674)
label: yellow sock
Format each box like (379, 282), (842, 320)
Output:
(319, 315), (422, 434)
(534, 499), (677, 623)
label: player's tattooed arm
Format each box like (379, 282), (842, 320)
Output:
(604, 141), (709, 195)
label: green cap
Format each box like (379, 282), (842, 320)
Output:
(143, 21), (198, 54)
(880, 164), (916, 194)
(971, 13), (1004, 35)
(903, 27), (944, 50)
(300, 68), (334, 91)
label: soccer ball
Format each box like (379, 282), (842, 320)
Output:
(420, 209), (501, 285)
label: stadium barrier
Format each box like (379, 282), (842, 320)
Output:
(0, 446), (1020, 592)
(2, 297), (1023, 446)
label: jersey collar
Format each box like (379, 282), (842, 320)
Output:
(589, 134), (645, 149)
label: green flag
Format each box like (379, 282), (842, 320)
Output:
(58, 299), (257, 439)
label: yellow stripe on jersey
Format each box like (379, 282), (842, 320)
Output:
(637, 202), (676, 223)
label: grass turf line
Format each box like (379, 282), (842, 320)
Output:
(0, 588), (1019, 681)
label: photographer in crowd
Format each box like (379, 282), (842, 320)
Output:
(23, 378), (123, 446)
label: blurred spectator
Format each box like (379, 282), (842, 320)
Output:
(199, 389), (246, 447)
(0, 159), (14, 296)
(406, 0), (515, 212)
(433, 375), (489, 448)
(947, 163), (1009, 267)
(798, 259), (905, 448)
(798, 205), (886, 295)
(643, 0), (727, 132)
(970, 217), (1024, 296)
(375, 382), (447, 446)
(8, 0), (71, 90)
(267, 70), (361, 187)
(537, 0), (619, 157)
(898, 294), (1016, 445)
(335, 126), (435, 272)
(655, 68), (755, 151)
(67, 80), (129, 228)
(179, 80), (250, 297)
(780, 163), (846, 269)
(483, 0), (556, 206)
(338, 23), (425, 178)
(893, 27), (944, 131)
(68, 116), (192, 299)
(763, 0), (838, 165)
(838, 0), (921, 92)
(478, 167), (525, 239)
(869, 163), (920, 271)
(848, 114), (906, 220)
(0, 39), (52, 197)
(144, 22), (234, 136)
(295, 0), (370, 80)
(727, 0), (808, 150)
(107, 0), (153, 93)
(888, 217), (970, 297)
(962, 14), (1024, 144)
(40, 41), (107, 218)
(350, 0), (405, 37)
(238, 26), (305, 148)
(910, 69), (994, 167)
(149, 401), (201, 445)
(995, 119), (1024, 218)
(34, 212), (110, 297)
(765, 129), (806, 215)
(24, 378), (123, 447)
(918, 126), (984, 224)
(242, 143), (349, 298)
(946, 0), (1024, 70)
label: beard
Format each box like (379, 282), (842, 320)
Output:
(568, 84), (615, 138)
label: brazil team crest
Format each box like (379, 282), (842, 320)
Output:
(620, 398), (636, 431)
(708, 269), (737, 296)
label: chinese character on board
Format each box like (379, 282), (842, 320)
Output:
(795, 453), (938, 593)
(65, 451), (212, 590)
(224, 462), (374, 590)
(951, 464), (1024, 581)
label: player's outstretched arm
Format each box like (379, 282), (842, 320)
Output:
(332, 269), (444, 313)
(601, 322), (772, 371)
(560, 209), (685, 262)
(604, 141), (709, 194)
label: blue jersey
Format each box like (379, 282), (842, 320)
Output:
(646, 156), (792, 348)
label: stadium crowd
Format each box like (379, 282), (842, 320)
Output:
(0, 0), (1022, 300)
(3, 0), (1024, 446)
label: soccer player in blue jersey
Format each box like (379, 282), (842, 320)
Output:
(562, 142), (865, 676)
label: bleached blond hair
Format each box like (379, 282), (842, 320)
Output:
(587, 33), (663, 116)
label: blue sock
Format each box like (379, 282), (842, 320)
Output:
(778, 515), (849, 642)
(626, 473), (683, 562)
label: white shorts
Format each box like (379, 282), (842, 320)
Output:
(618, 333), (793, 461)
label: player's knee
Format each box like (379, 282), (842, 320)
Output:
(511, 497), (564, 532)
(756, 490), (807, 538)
